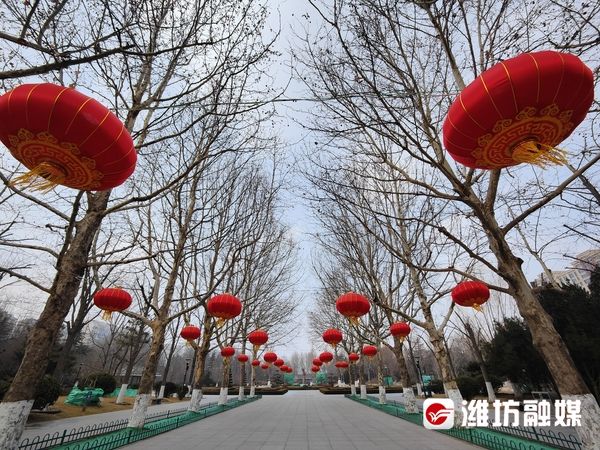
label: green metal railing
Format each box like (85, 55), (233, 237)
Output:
(38, 396), (260, 450)
(346, 395), (580, 450)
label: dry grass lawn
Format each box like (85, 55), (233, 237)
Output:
(27, 396), (187, 423)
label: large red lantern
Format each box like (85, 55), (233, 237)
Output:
(390, 322), (411, 342)
(312, 358), (323, 367)
(180, 325), (201, 345)
(362, 345), (378, 359)
(237, 354), (249, 363)
(264, 351), (278, 364)
(348, 352), (359, 363)
(319, 351), (333, 364)
(311, 365), (320, 373)
(248, 329), (269, 353)
(0, 83), (136, 191)
(207, 293), (242, 326)
(274, 358), (285, 368)
(260, 363), (269, 370)
(443, 51), (594, 169)
(93, 287), (132, 320)
(336, 292), (370, 324)
(335, 361), (349, 370)
(322, 328), (343, 348)
(221, 346), (235, 359)
(451, 281), (490, 311)
(251, 359), (261, 367)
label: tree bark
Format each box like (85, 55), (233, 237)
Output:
(390, 336), (418, 413)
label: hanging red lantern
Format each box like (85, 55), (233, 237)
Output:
(348, 352), (359, 363)
(0, 83), (136, 191)
(312, 358), (323, 367)
(93, 287), (132, 320)
(251, 359), (261, 367)
(280, 365), (289, 372)
(451, 281), (490, 311)
(260, 363), (269, 370)
(287, 367), (293, 373)
(264, 351), (278, 364)
(362, 345), (378, 359)
(274, 358), (285, 368)
(221, 346), (235, 358)
(237, 354), (249, 363)
(443, 51), (594, 169)
(319, 351), (333, 364)
(336, 292), (371, 324)
(311, 365), (320, 373)
(180, 325), (201, 345)
(390, 322), (411, 342)
(322, 328), (343, 348)
(248, 329), (269, 353)
(207, 293), (242, 327)
(335, 361), (349, 370)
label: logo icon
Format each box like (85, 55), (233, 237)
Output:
(423, 398), (455, 429)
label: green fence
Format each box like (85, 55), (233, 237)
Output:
(346, 395), (580, 450)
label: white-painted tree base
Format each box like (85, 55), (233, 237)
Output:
(128, 394), (151, 428)
(403, 387), (418, 413)
(360, 384), (367, 399)
(238, 386), (245, 401)
(249, 386), (256, 397)
(378, 385), (386, 404)
(350, 384), (356, 396)
(485, 381), (496, 403)
(116, 383), (129, 404)
(0, 400), (34, 450)
(416, 383), (423, 396)
(563, 393), (600, 450)
(267, 381), (271, 388)
(187, 389), (203, 412)
(444, 385), (464, 427)
(218, 387), (228, 405)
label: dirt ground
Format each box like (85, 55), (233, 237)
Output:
(27, 395), (187, 422)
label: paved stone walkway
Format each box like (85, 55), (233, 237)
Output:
(125, 391), (477, 449)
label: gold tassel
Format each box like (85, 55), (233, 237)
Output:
(10, 162), (66, 192)
(512, 141), (567, 167)
(472, 304), (483, 312)
(216, 318), (225, 328)
(102, 310), (113, 321)
(349, 316), (359, 326)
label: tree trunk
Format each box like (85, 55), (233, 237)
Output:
(52, 331), (78, 384)
(391, 337), (418, 413)
(359, 357), (367, 399)
(463, 322), (495, 402)
(128, 321), (166, 428)
(158, 328), (179, 399)
(219, 359), (230, 405)
(0, 191), (110, 450)
(376, 353), (386, 404)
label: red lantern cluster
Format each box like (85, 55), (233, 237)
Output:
(322, 328), (343, 348)
(336, 292), (371, 324)
(207, 293), (242, 326)
(248, 329), (269, 353)
(443, 51), (594, 169)
(348, 352), (359, 363)
(237, 354), (249, 363)
(451, 281), (490, 311)
(362, 345), (378, 359)
(180, 325), (201, 344)
(0, 83), (137, 191)
(264, 351), (277, 364)
(93, 287), (132, 320)
(251, 359), (260, 367)
(389, 322), (411, 341)
(220, 346), (235, 358)
(319, 351), (333, 364)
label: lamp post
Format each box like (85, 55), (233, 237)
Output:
(415, 357), (424, 397)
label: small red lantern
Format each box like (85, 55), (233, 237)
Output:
(260, 363), (269, 370)
(322, 328), (343, 348)
(248, 329), (269, 353)
(319, 351), (333, 364)
(287, 367), (293, 373)
(221, 346), (235, 359)
(180, 325), (201, 345)
(336, 292), (370, 324)
(207, 293), (242, 327)
(348, 352), (359, 363)
(390, 322), (411, 342)
(335, 361), (349, 369)
(93, 287), (132, 320)
(264, 351), (277, 364)
(237, 354), (249, 363)
(443, 51), (594, 169)
(274, 358), (285, 367)
(0, 83), (136, 191)
(311, 365), (320, 373)
(362, 345), (378, 359)
(312, 358), (323, 367)
(451, 281), (490, 311)
(280, 364), (289, 372)
(251, 359), (260, 367)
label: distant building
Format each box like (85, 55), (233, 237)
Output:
(531, 249), (600, 292)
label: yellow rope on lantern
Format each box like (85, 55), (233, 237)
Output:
(101, 310), (113, 321)
(512, 141), (567, 167)
(11, 162), (66, 192)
